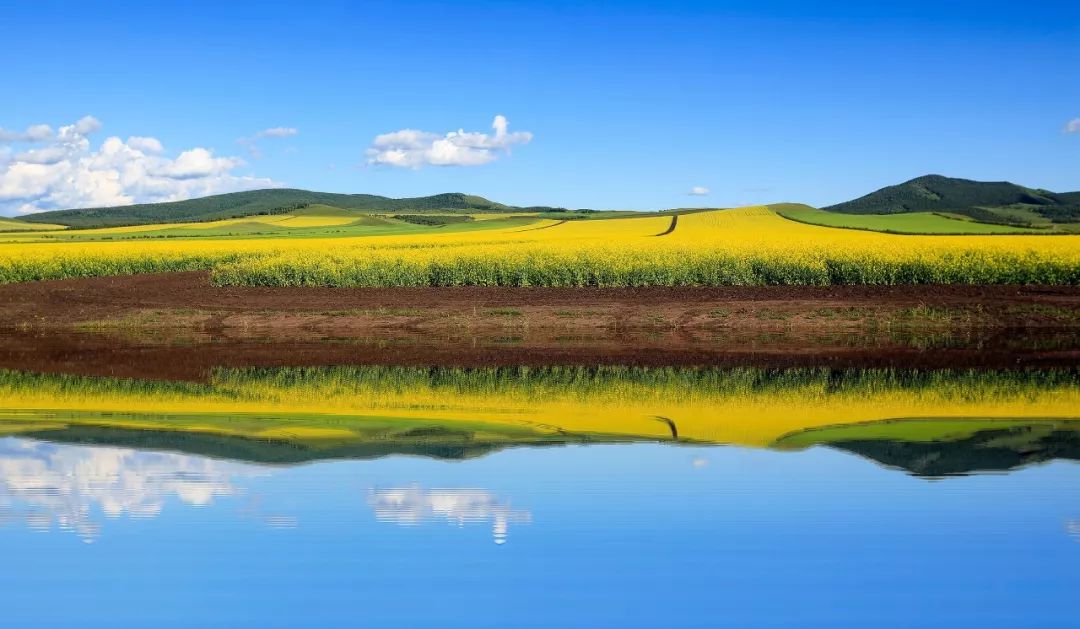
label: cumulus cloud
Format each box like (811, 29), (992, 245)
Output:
(73, 115), (102, 135)
(237, 126), (299, 157)
(126, 136), (164, 153)
(366, 115), (532, 168)
(689, 186), (710, 196)
(0, 123), (54, 143)
(1065, 118), (1080, 134)
(152, 147), (243, 179)
(0, 116), (278, 215)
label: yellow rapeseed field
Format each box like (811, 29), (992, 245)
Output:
(1, 206), (1078, 285)
(214, 206), (1080, 286)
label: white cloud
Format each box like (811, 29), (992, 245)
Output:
(1065, 118), (1080, 134)
(255, 127), (298, 138)
(237, 126), (299, 157)
(367, 115), (532, 168)
(73, 115), (102, 135)
(153, 147), (244, 179)
(14, 145), (70, 165)
(0, 123), (54, 143)
(689, 186), (710, 196)
(126, 136), (164, 153)
(0, 116), (279, 215)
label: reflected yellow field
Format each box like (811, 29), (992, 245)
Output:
(1, 367), (1076, 449)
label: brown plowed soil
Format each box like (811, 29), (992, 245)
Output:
(1, 271), (1078, 328)
(0, 272), (1077, 379)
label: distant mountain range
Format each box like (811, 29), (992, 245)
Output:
(824, 174), (1080, 224)
(18, 189), (567, 228)
(13, 174), (1080, 229)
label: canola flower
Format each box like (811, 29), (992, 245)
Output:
(1, 207), (1078, 286)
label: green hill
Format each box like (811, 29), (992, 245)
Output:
(824, 175), (1080, 225)
(17, 188), (525, 228)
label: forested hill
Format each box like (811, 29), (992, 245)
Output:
(824, 175), (1080, 223)
(18, 189), (528, 228)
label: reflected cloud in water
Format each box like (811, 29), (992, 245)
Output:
(0, 438), (249, 542)
(368, 485), (531, 544)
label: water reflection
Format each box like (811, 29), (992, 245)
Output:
(0, 419), (1077, 542)
(0, 365), (1077, 457)
(781, 421), (1080, 477)
(0, 351), (1076, 627)
(0, 438), (243, 542)
(0, 437), (537, 543)
(0, 363), (1078, 545)
(1, 433), (1078, 626)
(368, 485), (531, 544)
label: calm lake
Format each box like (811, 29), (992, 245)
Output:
(1, 357), (1078, 627)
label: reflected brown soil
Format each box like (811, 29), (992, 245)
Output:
(0, 326), (1077, 383)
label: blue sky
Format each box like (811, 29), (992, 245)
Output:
(1, 0), (1078, 213)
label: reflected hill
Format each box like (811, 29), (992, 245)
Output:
(9, 417), (1080, 476)
(779, 420), (1080, 477)
(0, 365), (1078, 475)
(14, 423), (617, 465)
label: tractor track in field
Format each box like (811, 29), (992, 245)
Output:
(655, 215), (678, 236)
(516, 219), (569, 232)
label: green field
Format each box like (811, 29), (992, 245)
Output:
(774, 204), (1051, 234)
(0, 217), (66, 233)
(14, 189), (559, 228)
(0, 204), (544, 244)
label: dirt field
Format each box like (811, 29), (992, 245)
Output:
(1, 271), (1078, 333)
(0, 271), (1077, 380)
